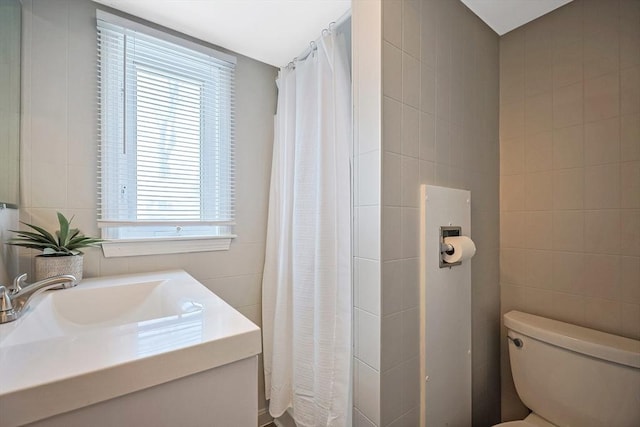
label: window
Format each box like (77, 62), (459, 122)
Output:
(97, 12), (236, 256)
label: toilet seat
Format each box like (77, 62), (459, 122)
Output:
(492, 413), (557, 427)
(493, 422), (536, 427)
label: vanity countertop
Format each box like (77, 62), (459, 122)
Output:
(0, 270), (261, 427)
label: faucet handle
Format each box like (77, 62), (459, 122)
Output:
(0, 285), (18, 323)
(0, 286), (13, 312)
(11, 273), (27, 294)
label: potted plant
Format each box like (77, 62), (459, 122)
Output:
(8, 212), (103, 282)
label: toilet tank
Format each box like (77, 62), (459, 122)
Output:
(505, 311), (640, 427)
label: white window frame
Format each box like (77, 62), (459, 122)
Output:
(97, 11), (236, 257)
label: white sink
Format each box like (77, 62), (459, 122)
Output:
(54, 280), (178, 325)
(0, 270), (261, 427)
(1, 277), (207, 347)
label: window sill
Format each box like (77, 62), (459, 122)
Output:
(101, 236), (235, 258)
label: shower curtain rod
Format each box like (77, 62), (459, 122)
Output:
(286, 9), (351, 67)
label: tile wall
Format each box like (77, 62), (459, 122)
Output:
(19, 0), (277, 417)
(499, 0), (640, 420)
(380, 0), (500, 426)
(352, 1), (383, 425)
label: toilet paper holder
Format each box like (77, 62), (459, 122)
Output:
(440, 226), (461, 268)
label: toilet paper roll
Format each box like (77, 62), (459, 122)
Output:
(442, 236), (476, 264)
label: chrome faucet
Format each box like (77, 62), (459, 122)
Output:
(0, 273), (77, 324)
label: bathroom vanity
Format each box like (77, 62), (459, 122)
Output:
(0, 270), (261, 426)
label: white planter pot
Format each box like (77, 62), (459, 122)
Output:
(35, 255), (83, 282)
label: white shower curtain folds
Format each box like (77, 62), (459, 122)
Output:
(262, 29), (352, 427)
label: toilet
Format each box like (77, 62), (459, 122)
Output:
(494, 311), (640, 427)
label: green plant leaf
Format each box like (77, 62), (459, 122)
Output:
(20, 222), (57, 245)
(66, 237), (103, 250)
(69, 228), (80, 241)
(42, 248), (66, 256)
(8, 237), (59, 248)
(7, 241), (60, 250)
(57, 212), (70, 246)
(9, 230), (58, 245)
(67, 234), (88, 245)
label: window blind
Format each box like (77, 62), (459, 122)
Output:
(97, 12), (236, 241)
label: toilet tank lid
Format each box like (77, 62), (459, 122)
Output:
(504, 311), (640, 369)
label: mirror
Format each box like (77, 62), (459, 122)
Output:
(0, 0), (21, 207)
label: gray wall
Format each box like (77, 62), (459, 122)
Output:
(20, 0), (277, 418)
(0, 207), (19, 284)
(499, 0), (640, 420)
(380, 0), (500, 425)
(0, 0), (21, 206)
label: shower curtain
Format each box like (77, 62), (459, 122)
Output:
(262, 28), (352, 427)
